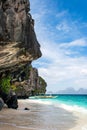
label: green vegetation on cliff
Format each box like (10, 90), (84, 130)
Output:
(0, 76), (11, 94)
(0, 0), (45, 99)
(39, 76), (47, 94)
(33, 76), (47, 95)
(0, 66), (47, 97)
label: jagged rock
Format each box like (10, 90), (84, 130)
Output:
(0, 0), (46, 102)
(6, 94), (18, 109)
(0, 98), (4, 110)
(0, 0), (42, 73)
(15, 67), (47, 98)
(24, 107), (30, 110)
(0, 89), (18, 109)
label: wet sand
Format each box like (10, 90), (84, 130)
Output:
(0, 99), (87, 130)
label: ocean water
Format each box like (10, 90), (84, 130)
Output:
(31, 95), (87, 113)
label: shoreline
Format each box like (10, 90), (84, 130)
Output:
(0, 99), (87, 130)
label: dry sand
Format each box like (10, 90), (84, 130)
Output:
(0, 99), (87, 130)
(70, 112), (87, 130)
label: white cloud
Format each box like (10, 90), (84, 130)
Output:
(56, 10), (68, 18)
(59, 38), (87, 48)
(68, 38), (87, 46)
(33, 39), (87, 92)
(30, 0), (87, 92)
(56, 21), (72, 32)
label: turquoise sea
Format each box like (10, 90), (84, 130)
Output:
(30, 95), (87, 112)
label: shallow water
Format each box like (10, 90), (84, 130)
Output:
(32, 95), (87, 113)
(0, 100), (77, 130)
(54, 95), (87, 108)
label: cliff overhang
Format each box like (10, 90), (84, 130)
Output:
(0, 0), (42, 74)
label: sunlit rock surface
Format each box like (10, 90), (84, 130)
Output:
(0, 0), (42, 73)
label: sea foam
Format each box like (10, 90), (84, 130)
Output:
(54, 103), (87, 114)
(28, 99), (87, 114)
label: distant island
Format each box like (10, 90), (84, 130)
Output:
(47, 88), (87, 95)
(57, 88), (87, 94)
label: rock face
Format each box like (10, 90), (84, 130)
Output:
(0, 0), (46, 104)
(15, 66), (47, 98)
(0, 98), (4, 110)
(0, 0), (42, 73)
(0, 89), (18, 109)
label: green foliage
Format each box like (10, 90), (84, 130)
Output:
(38, 76), (47, 94)
(39, 76), (47, 87)
(29, 65), (32, 71)
(21, 65), (32, 80)
(25, 65), (32, 79)
(32, 76), (47, 95)
(11, 84), (17, 91)
(0, 76), (11, 94)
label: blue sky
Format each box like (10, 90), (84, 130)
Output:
(30, 0), (87, 93)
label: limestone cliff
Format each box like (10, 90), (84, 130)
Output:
(0, 0), (41, 73)
(15, 66), (47, 98)
(0, 0), (47, 101)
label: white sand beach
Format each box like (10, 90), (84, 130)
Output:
(69, 112), (87, 130)
(0, 99), (87, 130)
